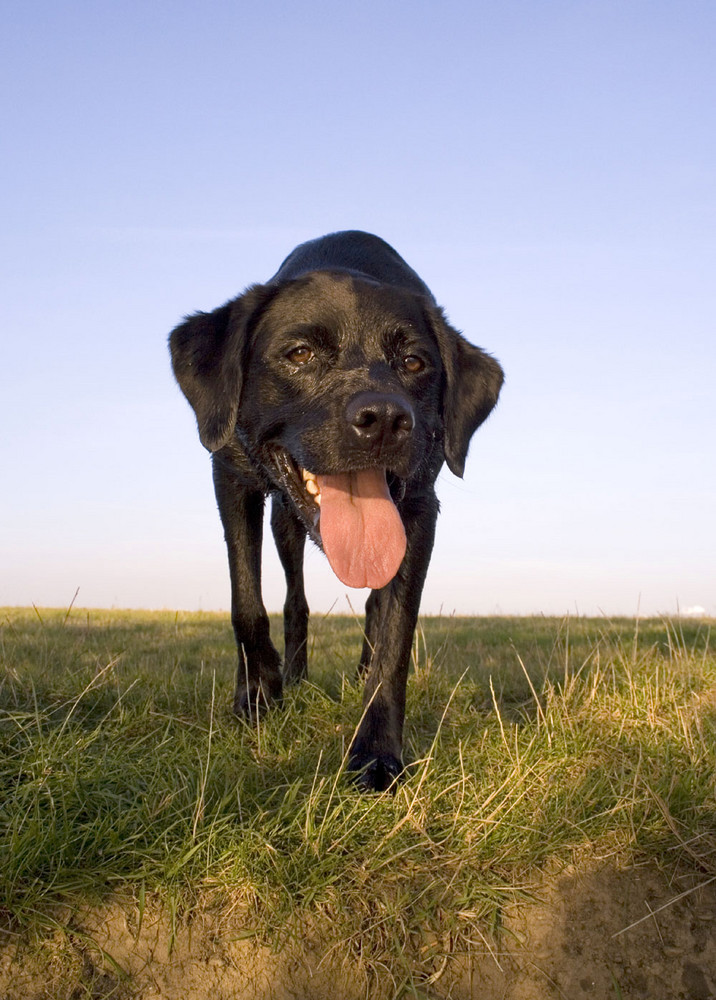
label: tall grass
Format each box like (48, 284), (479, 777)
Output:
(1, 608), (715, 979)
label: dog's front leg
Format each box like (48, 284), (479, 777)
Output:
(270, 492), (309, 685)
(358, 588), (382, 677)
(348, 490), (439, 792)
(213, 458), (283, 720)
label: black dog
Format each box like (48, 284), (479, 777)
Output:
(169, 231), (503, 791)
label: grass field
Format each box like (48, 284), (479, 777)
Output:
(1, 608), (715, 998)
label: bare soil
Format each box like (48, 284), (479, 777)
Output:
(2, 863), (715, 999)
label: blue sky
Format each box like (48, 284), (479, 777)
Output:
(2, 0), (714, 616)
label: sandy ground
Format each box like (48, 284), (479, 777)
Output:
(2, 862), (715, 999)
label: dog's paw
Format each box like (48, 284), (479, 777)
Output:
(233, 679), (282, 723)
(282, 653), (307, 686)
(347, 751), (403, 793)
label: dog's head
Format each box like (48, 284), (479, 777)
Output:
(170, 271), (503, 588)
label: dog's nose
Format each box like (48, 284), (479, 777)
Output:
(346, 392), (414, 447)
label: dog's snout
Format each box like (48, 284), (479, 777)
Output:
(346, 392), (414, 447)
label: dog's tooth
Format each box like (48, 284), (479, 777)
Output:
(305, 479), (319, 496)
(302, 468), (317, 482)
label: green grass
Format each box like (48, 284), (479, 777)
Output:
(1, 607), (715, 983)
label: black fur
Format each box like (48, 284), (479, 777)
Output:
(169, 231), (503, 791)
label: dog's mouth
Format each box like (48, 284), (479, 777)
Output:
(269, 449), (407, 590)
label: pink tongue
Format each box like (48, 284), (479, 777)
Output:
(317, 469), (407, 589)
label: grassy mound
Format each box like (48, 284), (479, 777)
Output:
(1, 609), (714, 994)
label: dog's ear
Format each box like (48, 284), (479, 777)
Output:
(429, 307), (504, 478)
(169, 284), (273, 451)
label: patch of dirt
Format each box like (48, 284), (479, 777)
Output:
(2, 863), (715, 999)
(452, 863), (716, 999)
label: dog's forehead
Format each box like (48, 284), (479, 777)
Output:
(262, 272), (427, 340)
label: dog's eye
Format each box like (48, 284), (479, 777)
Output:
(403, 355), (425, 373)
(286, 346), (314, 365)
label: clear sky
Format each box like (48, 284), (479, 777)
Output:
(2, 0), (714, 617)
